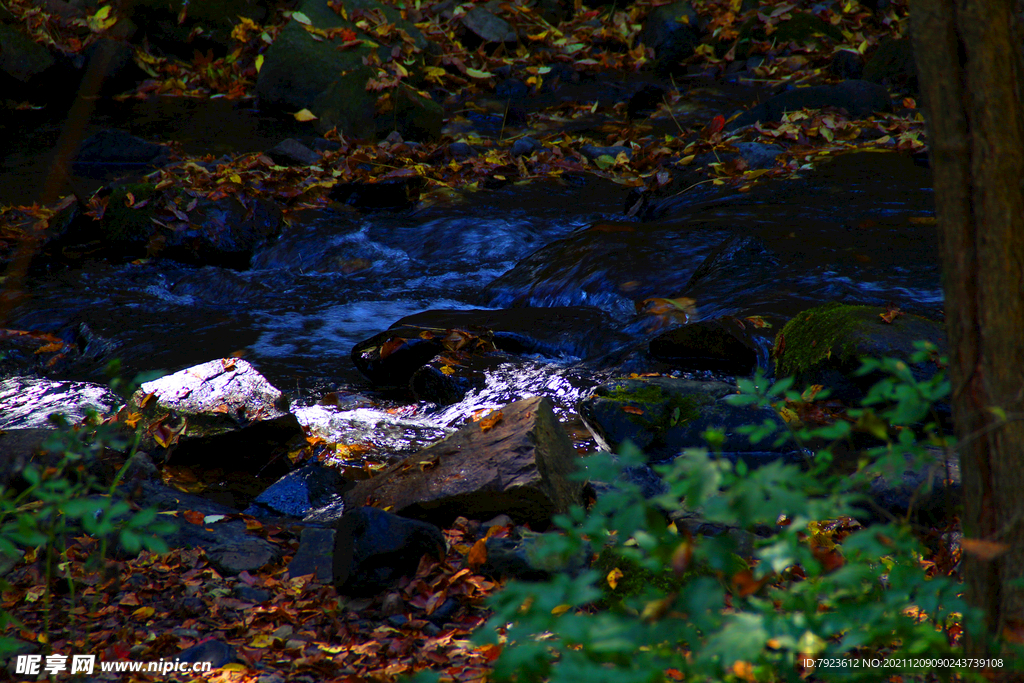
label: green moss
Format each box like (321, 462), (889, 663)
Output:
(602, 382), (705, 433)
(773, 301), (878, 377)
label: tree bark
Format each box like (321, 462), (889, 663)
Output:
(911, 0), (1024, 656)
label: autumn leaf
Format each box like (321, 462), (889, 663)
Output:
(467, 539), (488, 569)
(378, 337), (406, 360)
(479, 410), (503, 432)
(606, 568), (624, 589)
(880, 303), (903, 323)
(622, 405), (644, 415)
(293, 108), (318, 121)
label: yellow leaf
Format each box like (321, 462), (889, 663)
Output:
(292, 11), (312, 25)
(606, 568), (624, 589)
(255, 54), (264, 73)
(439, 365), (455, 375)
(551, 604), (572, 616)
(294, 108), (318, 121)
(250, 634), (275, 648)
(132, 606), (155, 619)
(465, 68), (494, 79)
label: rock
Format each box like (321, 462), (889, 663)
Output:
(132, 359), (302, 471)
(863, 36), (917, 91)
(511, 137), (542, 157)
(648, 317), (761, 375)
(482, 532), (590, 581)
(244, 463), (350, 519)
(727, 80), (892, 130)
(730, 142), (782, 170)
(579, 144), (632, 162)
(461, 7), (516, 44)
(639, 2), (702, 76)
(578, 377), (792, 463)
(333, 507), (446, 596)
(0, 377), (120, 430)
(681, 234), (780, 302)
(343, 396), (583, 528)
(125, 0), (271, 60)
(234, 585), (271, 603)
(352, 307), (630, 388)
(496, 78), (529, 101)
(329, 175), (425, 210)
(175, 640), (238, 669)
(64, 183), (282, 268)
(73, 129), (172, 168)
(265, 138), (320, 166)
(287, 527), (336, 583)
(830, 49), (864, 80)
(627, 84), (668, 119)
(448, 141), (479, 159)
(255, 0), (437, 140)
(861, 448), (960, 524)
(0, 24), (56, 83)
(129, 480), (283, 573)
(773, 301), (947, 403)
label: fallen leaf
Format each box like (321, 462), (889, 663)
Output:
(294, 108), (318, 121)
(479, 411), (503, 431)
(606, 568), (623, 589)
(467, 539), (488, 569)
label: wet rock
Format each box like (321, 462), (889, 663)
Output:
(255, 0), (436, 140)
(287, 527), (336, 583)
(333, 507), (446, 596)
(681, 233), (780, 303)
(206, 540), (280, 576)
(649, 317), (761, 375)
(773, 301), (947, 402)
(244, 463), (351, 519)
(234, 585), (272, 603)
(578, 377), (792, 463)
(342, 396), (583, 528)
(74, 129), (172, 169)
(727, 80), (892, 130)
(639, 2), (702, 76)
(863, 36), (917, 92)
(496, 77), (529, 101)
(0, 429), (59, 490)
(353, 306), (630, 389)
(579, 144), (632, 162)
(861, 449), (960, 524)
(132, 358), (302, 471)
(0, 377), (120, 430)
(461, 7), (516, 44)
(125, 0), (270, 60)
(266, 138), (320, 166)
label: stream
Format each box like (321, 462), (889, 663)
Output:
(0, 96), (939, 465)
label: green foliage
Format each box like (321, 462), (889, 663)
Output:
(473, 342), (975, 682)
(0, 361), (173, 656)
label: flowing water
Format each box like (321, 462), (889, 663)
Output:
(1, 99), (939, 461)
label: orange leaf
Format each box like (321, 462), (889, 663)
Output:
(622, 405), (644, 415)
(378, 337), (406, 359)
(479, 410), (503, 432)
(467, 539), (488, 569)
(183, 510), (204, 525)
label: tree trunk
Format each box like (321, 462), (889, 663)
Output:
(911, 0), (1024, 657)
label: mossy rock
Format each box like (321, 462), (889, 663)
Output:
(773, 301), (946, 399)
(578, 377), (789, 463)
(725, 11), (843, 60)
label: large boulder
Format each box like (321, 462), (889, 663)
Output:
(131, 358), (303, 472)
(578, 377), (792, 464)
(342, 396), (583, 528)
(255, 0), (440, 140)
(772, 301), (947, 400)
(332, 506), (446, 596)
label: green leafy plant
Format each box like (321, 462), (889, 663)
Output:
(471, 342), (977, 682)
(0, 361), (174, 655)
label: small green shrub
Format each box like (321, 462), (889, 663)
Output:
(470, 342), (977, 682)
(0, 361), (174, 655)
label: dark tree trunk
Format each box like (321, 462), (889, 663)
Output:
(911, 0), (1024, 658)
